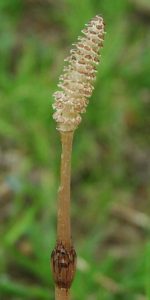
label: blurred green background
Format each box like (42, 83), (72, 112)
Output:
(0, 0), (150, 299)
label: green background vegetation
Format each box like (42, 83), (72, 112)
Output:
(0, 0), (150, 299)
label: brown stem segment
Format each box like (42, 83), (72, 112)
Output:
(57, 131), (73, 245)
(51, 131), (76, 300)
(55, 286), (70, 300)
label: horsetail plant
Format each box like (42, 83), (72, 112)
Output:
(51, 15), (105, 300)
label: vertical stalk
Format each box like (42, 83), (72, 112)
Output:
(55, 286), (70, 300)
(51, 131), (76, 300)
(57, 131), (73, 246)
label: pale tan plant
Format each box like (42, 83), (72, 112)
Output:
(51, 15), (105, 300)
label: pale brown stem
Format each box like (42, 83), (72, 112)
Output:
(54, 131), (74, 300)
(57, 131), (74, 246)
(55, 286), (70, 300)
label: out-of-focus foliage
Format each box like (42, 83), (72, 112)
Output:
(0, 0), (150, 299)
